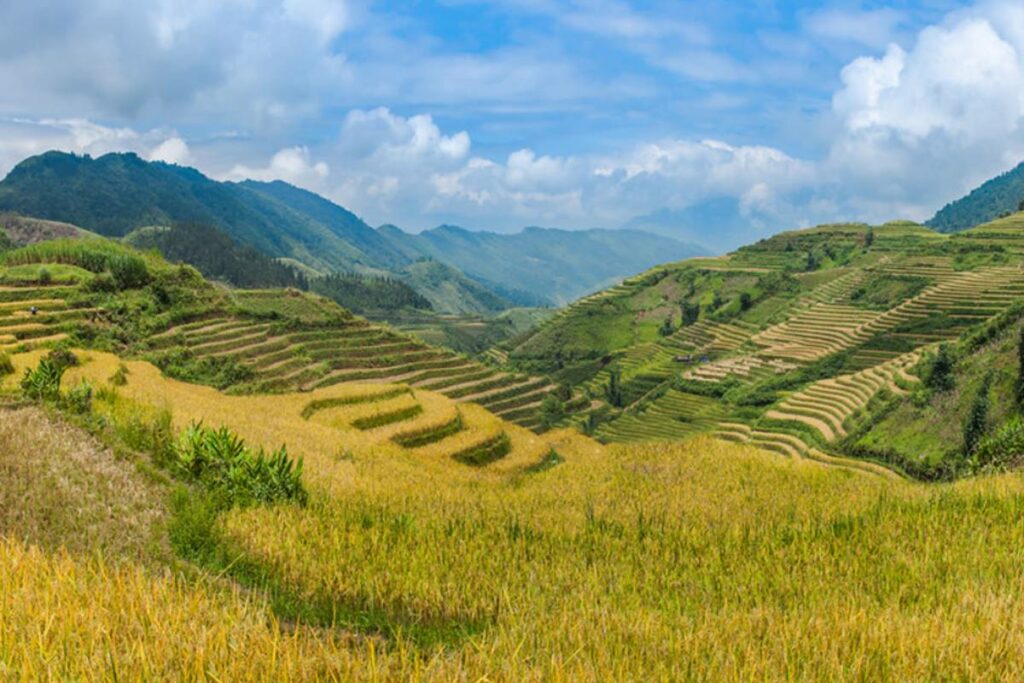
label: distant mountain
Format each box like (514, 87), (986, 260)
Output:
(928, 161), (1024, 233)
(378, 224), (707, 305)
(0, 150), (707, 312)
(623, 198), (747, 253)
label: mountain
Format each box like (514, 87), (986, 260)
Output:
(622, 198), (749, 252)
(0, 151), (391, 273)
(0, 150), (706, 312)
(123, 223), (309, 290)
(927, 160), (1024, 232)
(377, 224), (708, 305)
(397, 258), (512, 315)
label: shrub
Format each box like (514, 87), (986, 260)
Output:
(63, 380), (93, 414)
(925, 344), (955, 393)
(963, 372), (993, 456)
(20, 359), (65, 401)
(0, 352), (13, 377)
(975, 417), (1024, 470)
(108, 253), (151, 289)
(37, 267), (52, 285)
(173, 422), (307, 507)
(110, 363), (129, 386)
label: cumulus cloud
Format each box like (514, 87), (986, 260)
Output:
(225, 146), (329, 187)
(825, 0), (1024, 221)
(148, 137), (192, 165)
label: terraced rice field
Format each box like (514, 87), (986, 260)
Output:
(712, 421), (900, 479)
(9, 349), (559, 473)
(0, 283), (97, 353)
(594, 390), (725, 443)
(765, 351), (922, 441)
(148, 314), (573, 431)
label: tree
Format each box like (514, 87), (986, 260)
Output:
(964, 371), (994, 456)
(738, 292), (753, 311)
(658, 315), (675, 337)
(540, 394), (566, 430)
(1017, 327), (1024, 407)
(925, 343), (955, 392)
(804, 250), (820, 271)
(1018, 198), (1024, 213)
(864, 228), (875, 248)
(680, 302), (699, 326)
(709, 291), (723, 312)
(605, 368), (623, 408)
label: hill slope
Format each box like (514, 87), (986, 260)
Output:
(0, 151), (703, 313)
(502, 218), (1024, 476)
(928, 160), (1024, 232)
(378, 223), (708, 305)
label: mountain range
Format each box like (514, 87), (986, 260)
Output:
(0, 151), (706, 311)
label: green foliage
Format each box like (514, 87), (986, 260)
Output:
(963, 372), (993, 456)
(149, 348), (254, 390)
(19, 359), (65, 401)
(540, 394), (566, 430)
(311, 272), (431, 314)
(974, 417), (1024, 470)
(1017, 327), (1024, 408)
(63, 381), (93, 414)
(928, 159), (1024, 232)
(0, 352), (13, 377)
(110, 363), (129, 386)
(173, 422), (307, 507)
(925, 344), (956, 393)
(680, 302), (699, 326)
(0, 239), (150, 288)
(605, 368), (624, 408)
(657, 315), (675, 337)
(126, 222), (308, 290)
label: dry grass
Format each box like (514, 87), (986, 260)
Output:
(0, 406), (166, 560)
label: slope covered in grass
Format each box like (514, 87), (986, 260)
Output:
(6, 380), (1024, 679)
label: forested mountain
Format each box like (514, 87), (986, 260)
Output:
(928, 160), (1024, 232)
(0, 151), (706, 311)
(377, 224), (707, 305)
(124, 223), (309, 290)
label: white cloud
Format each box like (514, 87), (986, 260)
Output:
(804, 8), (905, 49)
(148, 137), (192, 165)
(225, 146), (329, 187)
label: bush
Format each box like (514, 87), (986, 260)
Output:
(20, 359), (65, 401)
(924, 344), (955, 392)
(62, 380), (93, 414)
(173, 422), (307, 507)
(0, 352), (13, 377)
(110, 363), (129, 386)
(37, 267), (52, 285)
(975, 418), (1024, 470)
(963, 372), (993, 456)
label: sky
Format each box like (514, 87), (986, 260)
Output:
(1, 0), (1023, 250)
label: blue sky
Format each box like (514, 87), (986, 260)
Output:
(1, 0), (1022, 250)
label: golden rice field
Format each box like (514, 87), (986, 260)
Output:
(5, 350), (1024, 679)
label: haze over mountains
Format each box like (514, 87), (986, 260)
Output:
(0, 151), (706, 311)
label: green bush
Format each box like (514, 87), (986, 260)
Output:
(63, 380), (93, 414)
(975, 418), (1024, 470)
(0, 352), (13, 377)
(20, 359), (65, 401)
(174, 422), (307, 507)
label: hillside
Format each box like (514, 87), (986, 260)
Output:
(8, 227), (1024, 678)
(7, 343), (1024, 677)
(503, 218), (1024, 476)
(0, 151), (701, 314)
(378, 223), (707, 305)
(928, 159), (1024, 232)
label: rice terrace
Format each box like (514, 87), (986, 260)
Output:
(7, 1), (1024, 680)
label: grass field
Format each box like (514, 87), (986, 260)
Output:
(6, 390), (1024, 679)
